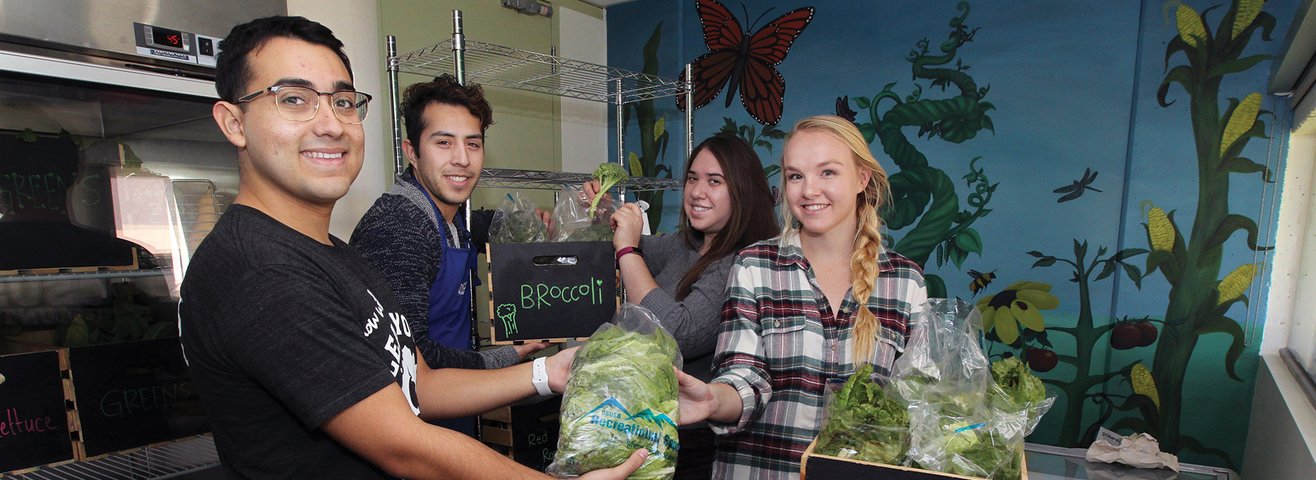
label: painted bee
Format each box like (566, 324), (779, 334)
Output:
(968, 269), (997, 297)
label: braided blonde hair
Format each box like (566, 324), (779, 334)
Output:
(780, 115), (891, 363)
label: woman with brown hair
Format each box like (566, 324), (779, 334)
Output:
(676, 115), (928, 479)
(586, 133), (777, 478)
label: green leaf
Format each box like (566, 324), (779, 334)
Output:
(1157, 65), (1195, 107)
(858, 122), (876, 144)
(18, 128), (38, 142)
(1193, 315), (1247, 381)
(1032, 257), (1057, 268)
(1109, 248), (1149, 263)
(855, 96), (871, 109)
(1095, 261), (1118, 281)
(1220, 157), (1273, 181)
(1205, 214), (1269, 251)
(950, 244), (969, 268)
(1122, 263), (1143, 289)
(954, 228), (984, 255)
(925, 274), (947, 299)
(1208, 54), (1272, 78)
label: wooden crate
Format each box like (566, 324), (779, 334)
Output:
(480, 396), (561, 471)
(801, 438), (1028, 480)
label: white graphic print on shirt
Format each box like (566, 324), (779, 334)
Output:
(363, 289), (420, 415)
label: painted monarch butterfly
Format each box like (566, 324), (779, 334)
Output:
(677, 0), (815, 126)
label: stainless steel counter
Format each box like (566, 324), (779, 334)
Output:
(1026, 443), (1240, 480)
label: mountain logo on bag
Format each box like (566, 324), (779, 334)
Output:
(582, 397), (678, 454)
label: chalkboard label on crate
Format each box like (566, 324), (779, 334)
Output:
(0, 350), (74, 473)
(68, 338), (208, 457)
(489, 241), (617, 342)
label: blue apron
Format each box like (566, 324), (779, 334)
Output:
(415, 183), (477, 350)
(415, 178), (480, 436)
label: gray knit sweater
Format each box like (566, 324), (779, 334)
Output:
(638, 233), (734, 382)
(350, 171), (517, 370)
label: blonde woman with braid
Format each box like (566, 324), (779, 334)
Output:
(674, 115), (928, 479)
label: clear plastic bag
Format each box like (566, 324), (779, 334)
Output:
(489, 192), (547, 243)
(892, 298), (1033, 480)
(547, 303), (682, 479)
(814, 365), (910, 465)
(550, 184), (614, 242)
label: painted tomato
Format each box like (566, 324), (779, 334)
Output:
(1135, 321), (1158, 347)
(1026, 349), (1058, 372)
(1111, 323), (1142, 350)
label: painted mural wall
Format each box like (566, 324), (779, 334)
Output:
(606, 0), (1299, 470)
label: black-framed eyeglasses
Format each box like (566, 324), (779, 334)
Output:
(236, 85), (373, 124)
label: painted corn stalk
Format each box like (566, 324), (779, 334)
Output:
(622, 23), (672, 231)
(1146, 0), (1274, 463)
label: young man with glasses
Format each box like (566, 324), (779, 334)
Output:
(179, 16), (645, 479)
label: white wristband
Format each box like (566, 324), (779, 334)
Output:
(531, 357), (552, 396)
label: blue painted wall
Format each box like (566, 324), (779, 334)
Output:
(607, 0), (1299, 470)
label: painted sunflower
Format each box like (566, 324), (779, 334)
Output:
(976, 281), (1059, 347)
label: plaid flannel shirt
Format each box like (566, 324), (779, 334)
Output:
(709, 232), (927, 479)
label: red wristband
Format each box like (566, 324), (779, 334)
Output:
(615, 246), (644, 263)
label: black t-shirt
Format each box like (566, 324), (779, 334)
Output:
(180, 205), (418, 479)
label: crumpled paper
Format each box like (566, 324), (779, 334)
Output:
(1085, 427), (1180, 472)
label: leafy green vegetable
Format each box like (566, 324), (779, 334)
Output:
(590, 163), (629, 218)
(549, 314), (680, 479)
(490, 194), (547, 243)
(989, 357), (1046, 409)
(816, 364), (910, 464)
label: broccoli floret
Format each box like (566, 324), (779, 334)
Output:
(590, 162), (629, 218)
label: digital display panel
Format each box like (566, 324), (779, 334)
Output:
(150, 26), (184, 49)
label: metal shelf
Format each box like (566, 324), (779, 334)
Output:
(0, 268), (170, 284)
(478, 168), (680, 192)
(397, 39), (685, 104)
(3, 435), (218, 479)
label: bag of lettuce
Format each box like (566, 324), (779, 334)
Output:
(547, 303), (681, 479)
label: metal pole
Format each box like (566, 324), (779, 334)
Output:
(615, 77), (625, 201)
(452, 10), (466, 85)
(387, 36), (402, 178)
(685, 63), (693, 157)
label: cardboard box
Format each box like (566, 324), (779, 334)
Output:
(801, 439), (1028, 480)
(487, 241), (618, 343)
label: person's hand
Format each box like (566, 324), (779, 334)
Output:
(675, 368), (718, 425)
(582, 180), (615, 210)
(512, 341), (550, 360)
(545, 346), (579, 394)
(533, 207), (554, 239)
(574, 449), (649, 480)
(610, 203), (645, 252)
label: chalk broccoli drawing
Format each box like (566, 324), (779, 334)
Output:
(497, 303), (519, 336)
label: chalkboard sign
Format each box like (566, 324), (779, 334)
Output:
(0, 350), (74, 473)
(0, 133), (137, 271)
(489, 396), (561, 471)
(488, 241), (617, 342)
(67, 338), (208, 457)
